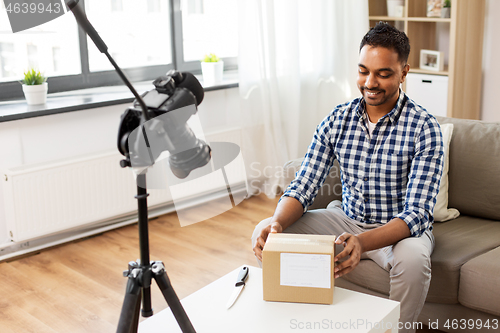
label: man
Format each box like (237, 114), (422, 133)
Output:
(252, 22), (444, 333)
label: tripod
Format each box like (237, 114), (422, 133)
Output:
(116, 172), (196, 333)
(65, 2), (205, 331)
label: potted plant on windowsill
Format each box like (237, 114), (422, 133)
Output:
(21, 69), (48, 105)
(200, 53), (223, 86)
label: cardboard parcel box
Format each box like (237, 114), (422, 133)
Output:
(262, 233), (336, 304)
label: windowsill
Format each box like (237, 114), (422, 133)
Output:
(0, 71), (239, 123)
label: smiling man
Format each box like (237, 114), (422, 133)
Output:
(252, 22), (444, 333)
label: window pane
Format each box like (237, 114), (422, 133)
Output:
(181, 0), (238, 62)
(85, 0), (172, 72)
(0, 10), (81, 83)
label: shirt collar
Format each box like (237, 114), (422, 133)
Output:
(356, 89), (406, 124)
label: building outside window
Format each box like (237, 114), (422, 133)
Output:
(0, 42), (16, 78)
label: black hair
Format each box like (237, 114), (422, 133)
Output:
(360, 21), (410, 64)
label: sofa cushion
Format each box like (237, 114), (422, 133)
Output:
(426, 216), (500, 304)
(459, 246), (500, 316)
(436, 117), (500, 221)
(340, 216), (500, 304)
(433, 123), (460, 221)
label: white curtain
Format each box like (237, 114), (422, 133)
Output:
(238, 0), (369, 197)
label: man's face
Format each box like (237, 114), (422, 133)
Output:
(357, 45), (409, 112)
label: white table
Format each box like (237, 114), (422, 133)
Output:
(139, 265), (400, 333)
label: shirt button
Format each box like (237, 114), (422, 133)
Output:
(363, 177), (368, 181)
(364, 198), (368, 202)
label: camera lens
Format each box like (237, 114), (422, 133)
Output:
(168, 140), (211, 179)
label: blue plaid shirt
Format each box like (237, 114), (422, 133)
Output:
(283, 91), (444, 237)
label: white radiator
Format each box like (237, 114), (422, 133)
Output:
(2, 128), (245, 243)
(3, 151), (171, 242)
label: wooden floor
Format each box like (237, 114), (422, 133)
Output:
(0, 194), (441, 333)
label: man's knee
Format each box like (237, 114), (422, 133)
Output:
(390, 238), (432, 282)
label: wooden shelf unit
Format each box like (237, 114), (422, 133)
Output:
(368, 0), (485, 119)
(369, 16), (452, 23)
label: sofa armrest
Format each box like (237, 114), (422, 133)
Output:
(282, 159), (342, 210)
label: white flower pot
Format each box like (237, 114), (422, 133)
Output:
(441, 7), (450, 18)
(22, 82), (48, 105)
(201, 60), (224, 86)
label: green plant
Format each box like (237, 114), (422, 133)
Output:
(201, 53), (220, 62)
(443, 0), (451, 8)
(21, 69), (47, 85)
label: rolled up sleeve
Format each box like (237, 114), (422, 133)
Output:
(395, 118), (444, 237)
(282, 115), (336, 212)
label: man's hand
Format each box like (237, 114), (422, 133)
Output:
(333, 218), (411, 278)
(253, 222), (283, 261)
(252, 197), (303, 261)
(334, 232), (364, 279)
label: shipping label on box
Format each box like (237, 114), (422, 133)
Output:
(262, 233), (336, 304)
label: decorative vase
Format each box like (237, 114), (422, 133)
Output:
(387, 0), (404, 17)
(441, 7), (451, 18)
(22, 82), (48, 105)
(201, 60), (224, 86)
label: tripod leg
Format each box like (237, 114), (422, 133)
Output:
(152, 262), (196, 333)
(117, 268), (142, 333)
(141, 286), (154, 317)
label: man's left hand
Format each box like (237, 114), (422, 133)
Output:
(334, 232), (364, 278)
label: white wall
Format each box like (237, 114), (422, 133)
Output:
(481, 0), (500, 122)
(0, 88), (241, 245)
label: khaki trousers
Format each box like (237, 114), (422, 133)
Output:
(251, 201), (434, 333)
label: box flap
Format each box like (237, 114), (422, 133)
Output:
(264, 233), (336, 254)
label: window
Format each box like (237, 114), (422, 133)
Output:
(111, 0), (123, 12)
(0, 12), (81, 83)
(181, 0), (238, 62)
(85, 0), (172, 72)
(0, 0), (238, 102)
(174, 0), (238, 72)
(0, 42), (16, 78)
(148, 0), (162, 13)
(52, 47), (61, 72)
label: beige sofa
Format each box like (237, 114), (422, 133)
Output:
(283, 117), (500, 332)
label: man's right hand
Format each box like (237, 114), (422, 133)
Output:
(253, 221), (283, 261)
(252, 196), (304, 261)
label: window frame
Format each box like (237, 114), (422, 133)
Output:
(0, 0), (238, 102)
(171, 0), (237, 73)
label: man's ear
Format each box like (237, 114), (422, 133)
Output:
(401, 63), (410, 84)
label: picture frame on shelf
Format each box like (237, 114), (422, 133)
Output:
(427, 0), (442, 18)
(420, 49), (444, 72)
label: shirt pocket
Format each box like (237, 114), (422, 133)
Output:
(373, 151), (412, 192)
